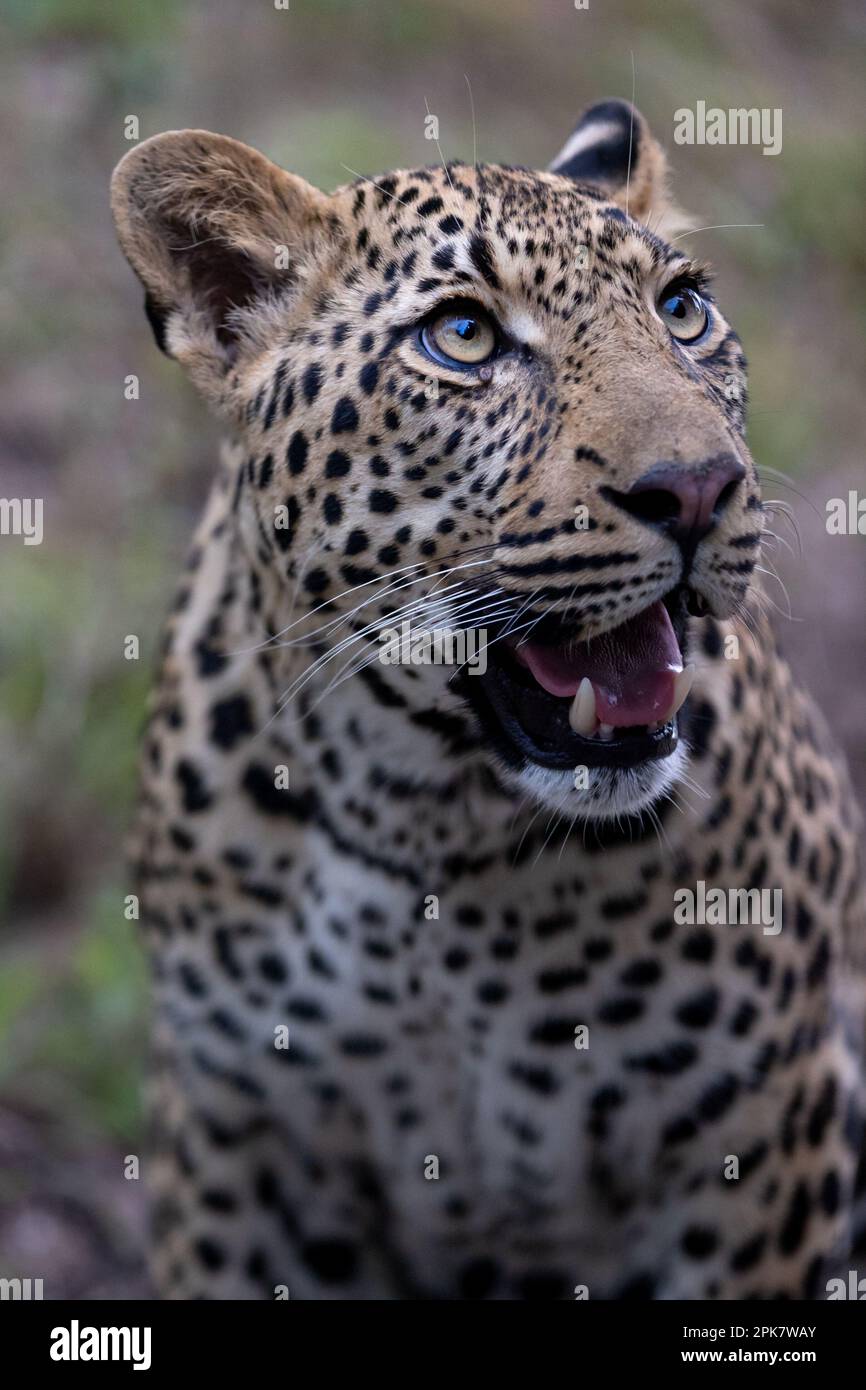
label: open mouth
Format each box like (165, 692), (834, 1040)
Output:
(457, 589), (694, 772)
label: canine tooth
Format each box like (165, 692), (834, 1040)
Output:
(598, 723), (615, 741)
(667, 664), (696, 721)
(568, 677), (597, 737)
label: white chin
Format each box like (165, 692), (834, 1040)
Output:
(505, 743), (689, 823)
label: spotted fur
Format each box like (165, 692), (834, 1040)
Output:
(112, 100), (866, 1299)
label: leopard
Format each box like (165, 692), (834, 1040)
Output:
(111, 98), (866, 1300)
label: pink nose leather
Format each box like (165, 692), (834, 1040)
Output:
(626, 455), (746, 544)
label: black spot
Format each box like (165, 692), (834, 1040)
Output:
(598, 997), (644, 1025)
(468, 233), (501, 289)
(170, 824), (195, 853)
(777, 1182), (811, 1255)
(200, 1189), (238, 1214)
(288, 996), (327, 1023)
(304, 568), (330, 595)
(246, 1248), (269, 1285)
(254, 1167), (278, 1208)
(702, 621), (723, 658)
(591, 1085), (625, 1116)
(806, 935), (831, 988)
(287, 431), (308, 475)
(331, 397), (359, 433)
(625, 1040), (697, 1076)
(175, 758), (212, 813)
(325, 449), (352, 479)
(453, 900), (480, 922)
(258, 953), (287, 984)
(369, 489), (398, 513)
(601, 891), (648, 920)
(682, 1226), (718, 1259)
(508, 1061), (560, 1096)
(242, 763), (312, 820)
(258, 452), (274, 488)
(195, 1236), (225, 1271)
(179, 961), (207, 996)
(806, 1077), (836, 1146)
(208, 1006), (246, 1040)
(620, 958), (662, 987)
(302, 363), (323, 403)
(359, 362), (379, 395)
(574, 445), (607, 469)
(698, 1072), (739, 1123)
(584, 938), (613, 962)
(663, 1115), (697, 1145)
(194, 628), (228, 678)
(795, 902), (814, 940)
(537, 965), (587, 992)
(749, 1146), (774, 1186)
(682, 929), (715, 963)
(209, 695), (254, 751)
(820, 1169), (840, 1216)
(344, 528), (368, 554)
(730, 1232), (767, 1272)
(675, 987), (719, 1029)
(730, 999), (758, 1036)
(530, 1018), (577, 1046)
(477, 979), (509, 1005)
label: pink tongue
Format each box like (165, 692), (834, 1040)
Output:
(515, 601), (682, 727)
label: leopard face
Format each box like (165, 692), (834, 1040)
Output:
(112, 100), (761, 822)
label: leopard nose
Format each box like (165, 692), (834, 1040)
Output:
(607, 454), (746, 548)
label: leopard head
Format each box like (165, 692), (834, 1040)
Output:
(112, 100), (761, 821)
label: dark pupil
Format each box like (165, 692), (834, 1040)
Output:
(453, 317), (477, 340)
(666, 292), (689, 320)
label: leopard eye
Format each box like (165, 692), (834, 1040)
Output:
(657, 284), (710, 343)
(420, 304), (498, 368)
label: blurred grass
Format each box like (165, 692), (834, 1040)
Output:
(2, 0), (181, 44)
(0, 532), (169, 1143)
(0, 536), (166, 903)
(0, 886), (146, 1139)
(0, 0), (864, 1157)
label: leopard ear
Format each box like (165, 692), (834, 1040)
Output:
(111, 130), (340, 405)
(549, 99), (689, 237)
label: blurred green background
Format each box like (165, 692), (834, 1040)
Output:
(0, 0), (863, 1296)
